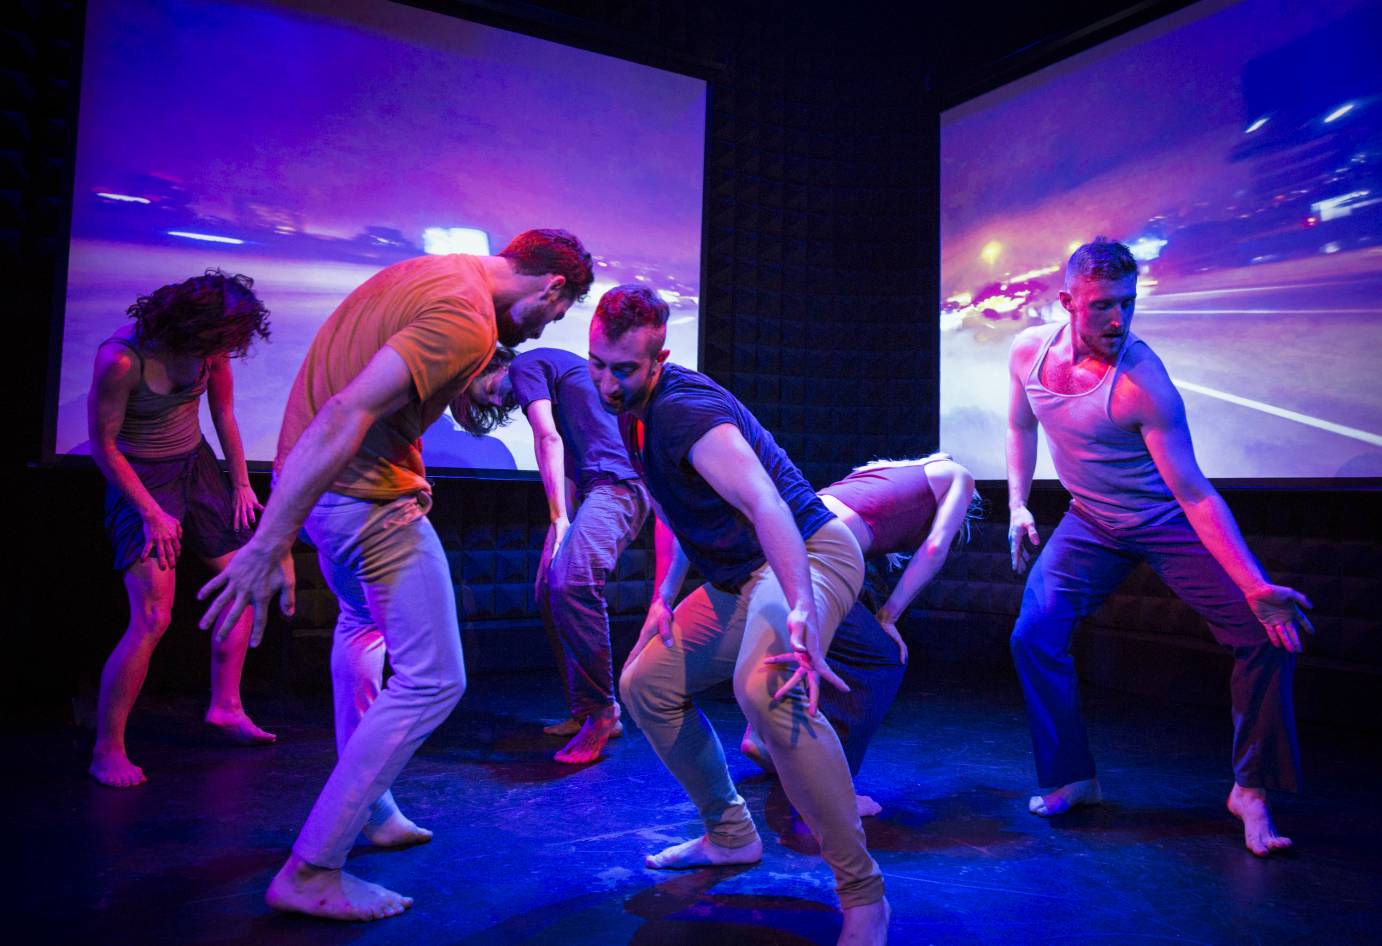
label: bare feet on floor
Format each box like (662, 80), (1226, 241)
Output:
(543, 716), (581, 736)
(838, 896), (890, 946)
(1228, 784), (1292, 857)
(554, 705), (622, 764)
(544, 713), (624, 738)
(740, 724), (776, 774)
(205, 707), (276, 746)
(856, 794), (882, 817)
(645, 834), (764, 870)
(266, 854), (413, 921)
(1029, 777), (1102, 817)
(90, 748), (147, 788)
(362, 810), (433, 849)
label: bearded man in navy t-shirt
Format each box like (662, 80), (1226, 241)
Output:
(588, 284), (890, 945)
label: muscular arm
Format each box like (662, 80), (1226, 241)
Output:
(688, 424), (815, 619)
(1129, 354), (1312, 650)
(198, 345), (418, 641)
(88, 342), (181, 568)
(688, 424), (846, 708)
(1006, 330), (1043, 572)
(877, 461), (975, 624)
(206, 354), (261, 530)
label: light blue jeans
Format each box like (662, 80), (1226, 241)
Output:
(293, 490), (465, 869)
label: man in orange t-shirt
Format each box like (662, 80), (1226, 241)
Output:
(199, 229), (593, 922)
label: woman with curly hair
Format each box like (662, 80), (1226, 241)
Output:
(87, 269), (275, 787)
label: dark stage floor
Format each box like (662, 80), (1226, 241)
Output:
(18, 665), (1382, 945)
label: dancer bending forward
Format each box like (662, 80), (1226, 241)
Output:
(743, 453), (978, 816)
(591, 284), (889, 945)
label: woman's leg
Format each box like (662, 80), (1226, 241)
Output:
(90, 557), (177, 786)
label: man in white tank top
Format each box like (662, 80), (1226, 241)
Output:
(1004, 239), (1312, 857)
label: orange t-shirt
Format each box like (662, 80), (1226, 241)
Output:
(275, 254), (498, 499)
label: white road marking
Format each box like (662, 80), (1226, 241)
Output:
(1173, 378), (1382, 447)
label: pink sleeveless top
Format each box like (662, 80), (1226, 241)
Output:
(1024, 323), (1179, 532)
(817, 456), (943, 557)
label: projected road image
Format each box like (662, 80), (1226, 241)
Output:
(57, 241), (699, 469)
(940, 0), (1382, 479)
(56, 0), (705, 470)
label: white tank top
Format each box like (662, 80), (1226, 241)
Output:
(1024, 322), (1181, 532)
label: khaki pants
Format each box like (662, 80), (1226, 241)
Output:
(619, 517), (884, 908)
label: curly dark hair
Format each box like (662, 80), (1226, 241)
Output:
(128, 269), (271, 358)
(498, 229), (595, 302)
(457, 346), (520, 435)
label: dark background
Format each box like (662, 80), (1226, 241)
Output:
(6, 0), (1379, 727)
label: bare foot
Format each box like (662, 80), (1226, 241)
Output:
(740, 724), (776, 774)
(555, 705), (621, 764)
(205, 707), (276, 746)
(1228, 784), (1292, 857)
(90, 748), (147, 788)
(856, 794), (882, 817)
(545, 715), (623, 738)
(543, 716), (581, 736)
(839, 896), (890, 945)
(645, 834), (763, 870)
(1029, 777), (1102, 817)
(362, 810), (433, 849)
(265, 853), (413, 921)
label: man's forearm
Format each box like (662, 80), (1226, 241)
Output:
(534, 431), (569, 523)
(252, 399), (375, 556)
(750, 495), (814, 612)
(653, 517), (689, 602)
(1180, 491), (1270, 595)
(1006, 425), (1038, 510)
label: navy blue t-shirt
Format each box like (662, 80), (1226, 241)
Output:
(509, 348), (638, 493)
(621, 362), (833, 591)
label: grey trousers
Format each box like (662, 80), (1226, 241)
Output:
(294, 491), (465, 868)
(537, 479), (650, 719)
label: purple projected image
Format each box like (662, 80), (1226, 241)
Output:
(56, 0), (705, 470)
(940, 0), (1382, 480)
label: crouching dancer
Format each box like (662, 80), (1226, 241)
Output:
(198, 229), (592, 920)
(590, 284), (889, 945)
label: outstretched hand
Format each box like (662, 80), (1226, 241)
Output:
(762, 606), (849, 717)
(1246, 583), (1314, 653)
(1009, 505), (1040, 574)
(198, 543), (296, 647)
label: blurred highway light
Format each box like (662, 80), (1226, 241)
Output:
(1244, 116), (1269, 134)
(422, 226), (489, 256)
(167, 231), (243, 244)
(981, 240), (1002, 265)
(1127, 236), (1168, 262)
(96, 192), (150, 204)
(1324, 102), (1354, 123)
(1313, 190), (1372, 221)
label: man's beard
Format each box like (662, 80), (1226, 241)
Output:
(496, 311), (527, 347)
